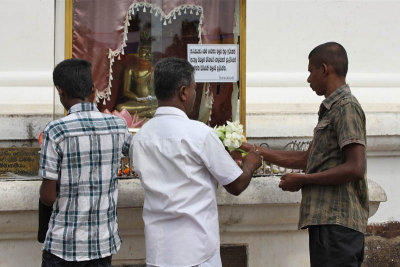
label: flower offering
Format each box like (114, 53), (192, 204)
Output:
(103, 108), (147, 128)
(214, 121), (245, 152)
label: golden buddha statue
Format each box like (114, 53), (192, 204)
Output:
(116, 45), (157, 118)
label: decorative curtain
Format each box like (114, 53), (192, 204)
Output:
(73, 0), (236, 125)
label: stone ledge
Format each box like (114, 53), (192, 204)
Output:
(0, 176), (387, 267)
(0, 114), (53, 141)
(0, 176), (387, 215)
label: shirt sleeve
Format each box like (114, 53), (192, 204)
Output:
(199, 131), (243, 186)
(122, 127), (133, 156)
(38, 130), (62, 180)
(334, 102), (366, 149)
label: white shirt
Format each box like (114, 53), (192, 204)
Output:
(131, 107), (243, 267)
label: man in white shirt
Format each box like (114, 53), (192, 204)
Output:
(131, 58), (262, 267)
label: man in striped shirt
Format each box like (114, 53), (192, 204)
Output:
(39, 59), (132, 266)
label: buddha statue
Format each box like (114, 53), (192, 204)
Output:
(116, 45), (157, 118)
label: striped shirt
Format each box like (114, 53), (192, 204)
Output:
(39, 102), (132, 261)
(300, 84), (369, 233)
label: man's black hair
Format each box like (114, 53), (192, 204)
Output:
(53, 58), (93, 100)
(308, 42), (348, 77)
(154, 57), (195, 100)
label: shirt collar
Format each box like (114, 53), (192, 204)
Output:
(154, 106), (189, 119)
(322, 84), (351, 110)
(67, 102), (99, 115)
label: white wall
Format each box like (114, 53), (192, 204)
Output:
(246, 0), (400, 106)
(246, 0), (400, 223)
(247, 0), (400, 74)
(0, 0), (58, 113)
(0, 0), (65, 144)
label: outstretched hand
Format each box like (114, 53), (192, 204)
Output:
(231, 142), (260, 162)
(239, 142), (254, 153)
(224, 147), (262, 196)
(242, 150), (262, 171)
(279, 173), (305, 192)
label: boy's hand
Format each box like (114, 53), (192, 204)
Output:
(40, 179), (57, 206)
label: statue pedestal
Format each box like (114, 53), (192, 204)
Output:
(116, 100), (157, 118)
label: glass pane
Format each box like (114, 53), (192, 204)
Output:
(72, 0), (241, 127)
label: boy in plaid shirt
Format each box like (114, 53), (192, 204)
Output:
(39, 58), (132, 266)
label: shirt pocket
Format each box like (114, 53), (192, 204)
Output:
(313, 119), (330, 135)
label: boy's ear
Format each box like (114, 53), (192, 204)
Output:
(90, 86), (95, 99)
(55, 86), (63, 96)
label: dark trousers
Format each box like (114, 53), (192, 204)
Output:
(42, 250), (112, 267)
(309, 225), (364, 267)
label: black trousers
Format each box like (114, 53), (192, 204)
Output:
(42, 250), (112, 267)
(309, 225), (364, 267)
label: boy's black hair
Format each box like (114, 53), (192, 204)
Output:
(154, 58), (195, 100)
(53, 58), (93, 100)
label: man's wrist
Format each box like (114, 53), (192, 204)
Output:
(242, 160), (257, 175)
(245, 151), (262, 171)
(300, 173), (312, 185)
(253, 144), (262, 155)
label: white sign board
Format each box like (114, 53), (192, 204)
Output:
(187, 44), (239, 83)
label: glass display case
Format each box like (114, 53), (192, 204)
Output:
(66, 0), (247, 130)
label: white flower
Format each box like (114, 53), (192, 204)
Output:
(226, 121), (243, 135)
(225, 122), (233, 134)
(223, 137), (232, 148)
(214, 121), (245, 151)
(214, 125), (226, 140)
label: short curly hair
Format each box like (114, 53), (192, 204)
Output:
(154, 58), (194, 100)
(309, 42), (348, 77)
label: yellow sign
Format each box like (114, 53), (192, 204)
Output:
(0, 148), (40, 176)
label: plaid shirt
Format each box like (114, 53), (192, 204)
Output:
(300, 84), (369, 233)
(39, 103), (132, 261)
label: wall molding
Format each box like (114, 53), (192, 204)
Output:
(0, 71), (52, 87)
(247, 72), (400, 88)
(2, 71), (399, 88)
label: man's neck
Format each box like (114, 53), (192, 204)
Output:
(324, 78), (346, 98)
(158, 100), (188, 115)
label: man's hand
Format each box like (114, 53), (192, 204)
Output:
(230, 149), (243, 160)
(239, 142), (254, 152)
(224, 150), (262, 196)
(242, 150), (262, 171)
(279, 173), (305, 192)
